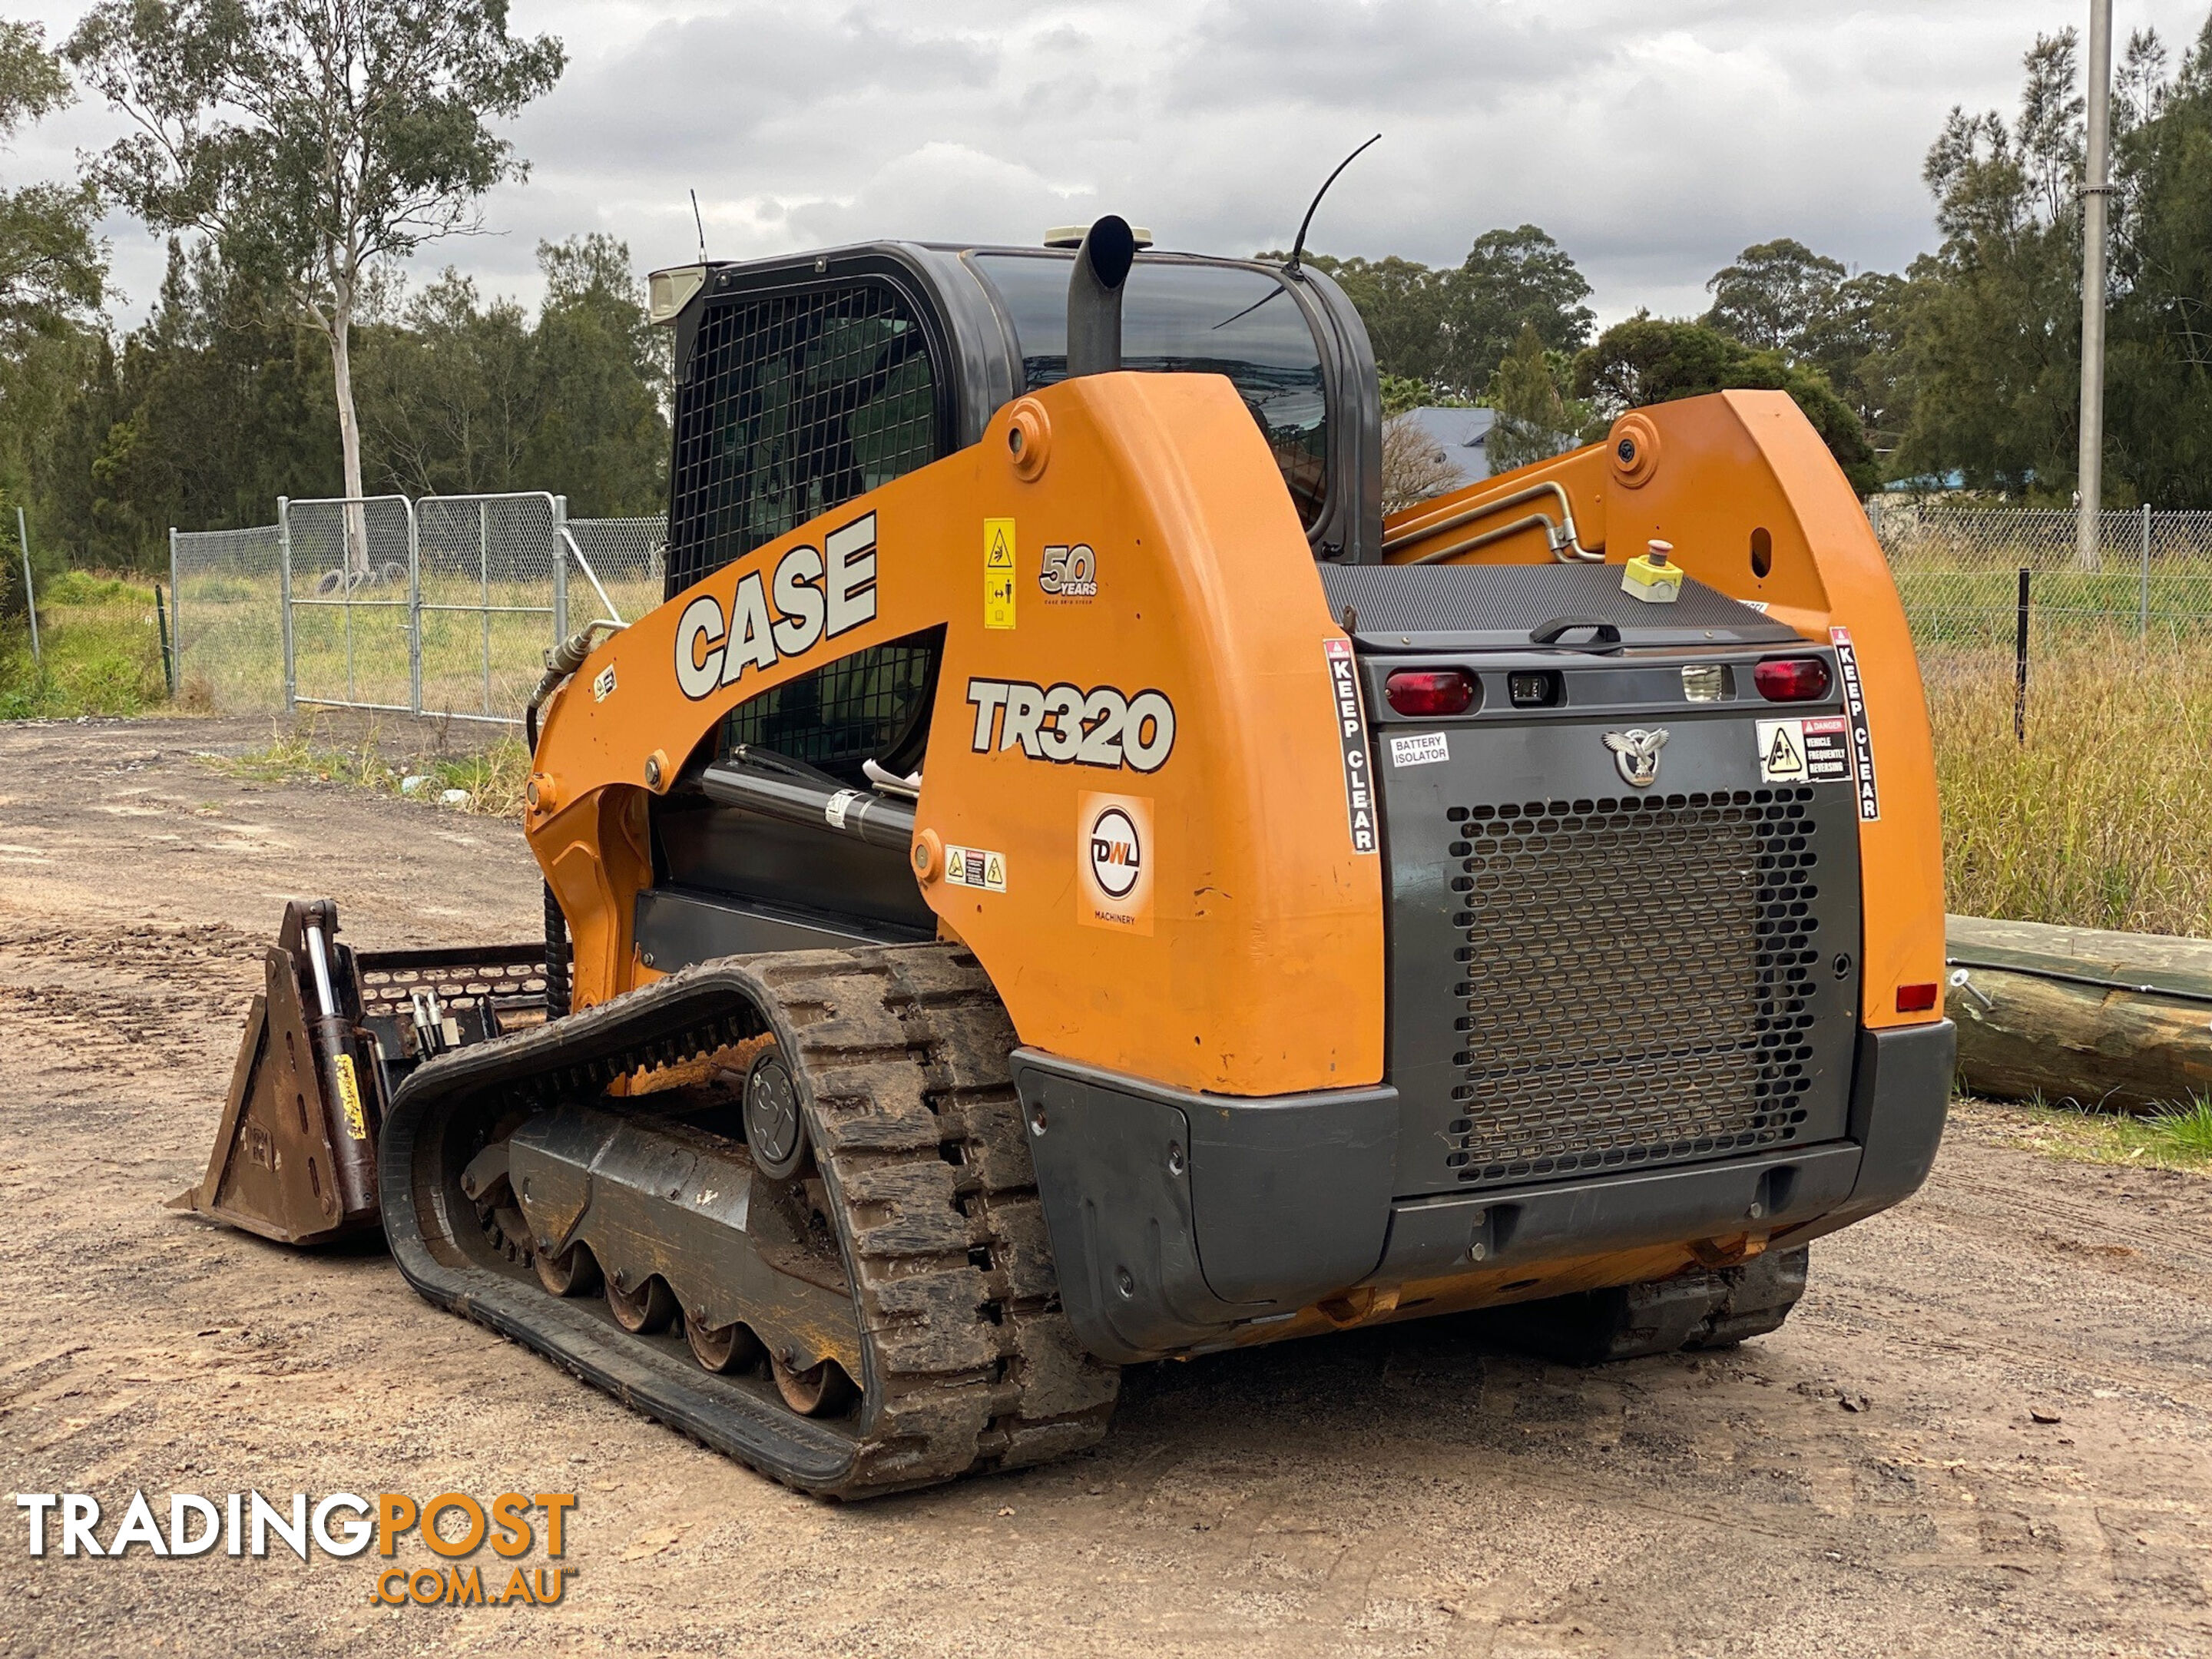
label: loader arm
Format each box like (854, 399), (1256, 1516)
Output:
(1379, 391), (1945, 1027)
(525, 369), (1389, 1097)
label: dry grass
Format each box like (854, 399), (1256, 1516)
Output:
(213, 714), (531, 818)
(1925, 631), (2212, 936)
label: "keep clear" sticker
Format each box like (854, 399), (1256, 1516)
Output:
(1756, 716), (1853, 784)
(1829, 625), (1881, 820)
(1325, 638), (1378, 853)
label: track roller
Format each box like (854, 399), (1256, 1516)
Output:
(379, 944), (1121, 1497)
(687, 1319), (763, 1375)
(608, 1273), (677, 1334)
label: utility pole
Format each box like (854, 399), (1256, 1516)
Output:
(2076, 0), (2114, 571)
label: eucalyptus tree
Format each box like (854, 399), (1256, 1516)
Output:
(68, 0), (564, 571)
(1, 18), (106, 359)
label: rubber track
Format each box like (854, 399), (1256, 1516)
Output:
(379, 943), (1120, 1497)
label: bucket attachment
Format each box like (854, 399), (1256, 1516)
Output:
(171, 899), (552, 1247)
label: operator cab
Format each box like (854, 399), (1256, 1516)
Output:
(650, 237), (1384, 607)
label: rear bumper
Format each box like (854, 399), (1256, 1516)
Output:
(1014, 1020), (1954, 1364)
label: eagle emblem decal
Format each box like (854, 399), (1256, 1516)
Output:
(1603, 727), (1670, 788)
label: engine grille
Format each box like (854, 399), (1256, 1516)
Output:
(1444, 786), (1824, 1187)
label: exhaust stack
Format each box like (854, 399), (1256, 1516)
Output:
(1065, 215), (1137, 379)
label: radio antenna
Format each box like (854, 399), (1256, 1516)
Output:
(1285, 133), (1380, 280)
(690, 189), (707, 263)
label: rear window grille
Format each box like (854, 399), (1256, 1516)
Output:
(1443, 787), (1822, 1187)
(723, 634), (939, 775)
(667, 283), (939, 598)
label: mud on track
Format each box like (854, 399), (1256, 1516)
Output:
(2, 716), (2207, 1659)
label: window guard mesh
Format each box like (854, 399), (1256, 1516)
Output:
(722, 633), (941, 780)
(667, 283), (939, 598)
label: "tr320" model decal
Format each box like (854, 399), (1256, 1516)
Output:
(965, 678), (1176, 773)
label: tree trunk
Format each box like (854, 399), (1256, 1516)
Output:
(326, 282), (369, 577)
(1948, 915), (2212, 1112)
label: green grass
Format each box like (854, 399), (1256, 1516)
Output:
(1976, 1091), (2212, 1173)
(212, 716), (531, 818)
(0, 570), (175, 718)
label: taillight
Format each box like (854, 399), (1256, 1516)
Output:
(1896, 982), (1939, 1013)
(1385, 670), (1477, 717)
(1753, 657), (1833, 702)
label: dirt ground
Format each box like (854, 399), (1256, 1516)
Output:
(2, 714), (2207, 1659)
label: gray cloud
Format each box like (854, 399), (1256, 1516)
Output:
(12, 0), (2211, 332)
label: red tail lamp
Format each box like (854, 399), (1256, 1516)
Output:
(1385, 670), (1477, 717)
(1753, 657), (1833, 702)
(1896, 983), (1939, 1013)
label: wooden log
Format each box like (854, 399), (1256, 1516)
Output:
(1946, 914), (2212, 1111)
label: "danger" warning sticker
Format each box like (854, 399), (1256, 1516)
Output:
(944, 844), (1007, 893)
(1756, 716), (1854, 785)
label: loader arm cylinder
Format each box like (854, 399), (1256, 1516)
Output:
(697, 762), (918, 852)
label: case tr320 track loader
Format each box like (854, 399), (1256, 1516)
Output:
(173, 217), (1955, 1497)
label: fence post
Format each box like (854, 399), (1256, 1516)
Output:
(2140, 502), (2151, 635)
(167, 526), (180, 693)
(277, 496), (296, 713)
(154, 582), (175, 697)
(2014, 567), (2031, 745)
(478, 498), (492, 716)
(15, 506), (39, 667)
(406, 497), (423, 715)
(551, 494), (570, 644)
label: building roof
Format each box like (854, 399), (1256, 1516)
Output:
(1402, 406), (1498, 454)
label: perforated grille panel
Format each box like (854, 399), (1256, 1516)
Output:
(1443, 786), (1825, 1187)
(355, 945), (549, 1019)
(667, 283), (939, 598)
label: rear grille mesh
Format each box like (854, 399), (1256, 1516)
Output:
(1445, 787), (1822, 1187)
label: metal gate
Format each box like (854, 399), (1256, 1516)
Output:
(276, 492), (643, 724)
(415, 492), (567, 721)
(280, 495), (419, 714)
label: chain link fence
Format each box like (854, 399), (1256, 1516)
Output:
(171, 497), (2212, 721)
(171, 495), (666, 722)
(1872, 502), (2212, 654)
(285, 495), (420, 714)
(167, 522), (286, 710)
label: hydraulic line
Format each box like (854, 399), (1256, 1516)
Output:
(1384, 480), (1604, 565)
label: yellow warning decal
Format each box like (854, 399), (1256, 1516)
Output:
(984, 518), (1017, 631)
(335, 1054), (369, 1141)
(944, 844), (1008, 892)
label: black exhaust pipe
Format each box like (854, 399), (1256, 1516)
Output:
(1065, 215), (1137, 378)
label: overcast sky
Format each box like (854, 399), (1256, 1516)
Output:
(8, 1), (2208, 329)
